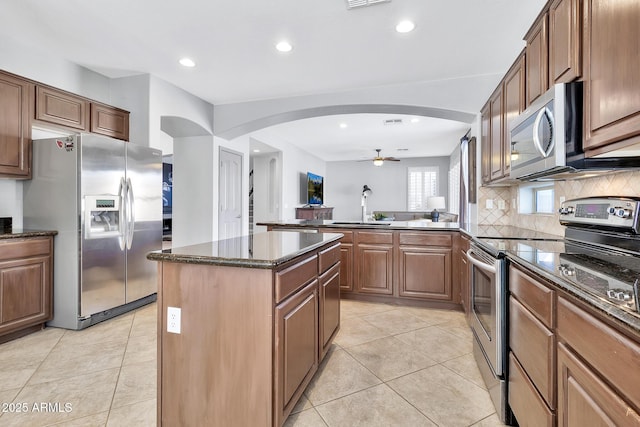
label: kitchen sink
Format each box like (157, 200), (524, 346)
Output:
(330, 221), (391, 226)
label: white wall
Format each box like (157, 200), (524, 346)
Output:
(111, 74), (151, 147)
(248, 136), (326, 221)
(326, 157), (451, 220)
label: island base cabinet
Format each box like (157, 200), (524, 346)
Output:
(158, 263), (274, 427)
(319, 262), (340, 359)
(274, 280), (318, 426)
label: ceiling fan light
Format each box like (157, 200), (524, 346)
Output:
(373, 159), (384, 166)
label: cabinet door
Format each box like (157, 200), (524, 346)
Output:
(489, 88), (504, 180)
(274, 280), (318, 426)
(548, 0), (582, 84)
(480, 102), (491, 184)
(0, 255), (52, 336)
(502, 53), (525, 178)
(398, 247), (452, 301)
(35, 85), (89, 131)
(356, 244), (393, 295)
(339, 243), (354, 291)
(0, 71), (32, 178)
(526, 13), (549, 107)
(319, 263), (340, 360)
(90, 103), (130, 141)
(557, 343), (640, 426)
(583, 0), (640, 153)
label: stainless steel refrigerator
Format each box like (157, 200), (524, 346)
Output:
(23, 133), (162, 330)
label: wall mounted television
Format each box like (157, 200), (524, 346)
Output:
(307, 172), (324, 205)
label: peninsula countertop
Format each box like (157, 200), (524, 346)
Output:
(147, 230), (343, 268)
(0, 229), (58, 240)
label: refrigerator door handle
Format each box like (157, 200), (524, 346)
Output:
(118, 177), (126, 251)
(126, 178), (135, 250)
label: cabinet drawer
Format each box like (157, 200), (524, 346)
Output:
(557, 296), (640, 411)
(0, 238), (51, 262)
(510, 265), (555, 328)
(275, 255), (317, 303)
(509, 353), (555, 427)
(510, 296), (556, 408)
(321, 229), (352, 243)
(357, 231), (393, 245)
(319, 243), (340, 274)
(399, 232), (452, 247)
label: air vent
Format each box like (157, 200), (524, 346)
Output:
(346, 0), (390, 10)
(383, 119), (403, 126)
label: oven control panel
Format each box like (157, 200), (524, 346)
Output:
(559, 197), (640, 233)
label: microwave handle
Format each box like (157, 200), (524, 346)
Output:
(465, 249), (497, 274)
(532, 107), (554, 158)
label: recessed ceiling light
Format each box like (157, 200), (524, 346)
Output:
(179, 57), (196, 67)
(275, 41), (293, 52)
(395, 20), (415, 33)
(253, 149), (261, 153)
(410, 118), (420, 123)
(339, 123), (348, 129)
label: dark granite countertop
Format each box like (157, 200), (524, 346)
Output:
(147, 230), (343, 269)
(0, 229), (58, 240)
(258, 219), (460, 231)
(460, 224), (562, 241)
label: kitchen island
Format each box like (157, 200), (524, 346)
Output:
(147, 230), (343, 427)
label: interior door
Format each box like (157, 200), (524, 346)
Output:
(219, 148), (243, 240)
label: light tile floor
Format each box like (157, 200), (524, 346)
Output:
(0, 299), (505, 427)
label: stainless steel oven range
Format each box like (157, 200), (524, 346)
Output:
(466, 241), (511, 423)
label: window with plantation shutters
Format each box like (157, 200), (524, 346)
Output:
(407, 167), (439, 211)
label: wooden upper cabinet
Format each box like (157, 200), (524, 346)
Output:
(583, 0), (640, 154)
(489, 87), (504, 181)
(502, 52), (526, 178)
(90, 103), (130, 141)
(548, 0), (582, 84)
(525, 11), (549, 107)
(480, 102), (491, 185)
(36, 85), (89, 131)
(0, 71), (32, 178)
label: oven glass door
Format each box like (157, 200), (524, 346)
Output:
(472, 263), (494, 339)
(467, 245), (504, 378)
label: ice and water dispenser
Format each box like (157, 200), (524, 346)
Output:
(84, 195), (122, 239)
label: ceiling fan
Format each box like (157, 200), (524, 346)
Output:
(360, 149), (401, 166)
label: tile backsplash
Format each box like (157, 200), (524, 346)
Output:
(478, 170), (640, 236)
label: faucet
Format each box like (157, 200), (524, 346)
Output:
(361, 185), (373, 222)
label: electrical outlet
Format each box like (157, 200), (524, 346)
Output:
(486, 199), (494, 209)
(167, 307), (181, 334)
(498, 199), (506, 210)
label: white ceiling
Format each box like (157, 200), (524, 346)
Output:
(1, 0), (546, 160)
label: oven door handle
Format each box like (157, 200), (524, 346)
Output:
(465, 248), (497, 274)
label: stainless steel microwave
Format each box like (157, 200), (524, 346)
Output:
(509, 82), (640, 181)
(509, 82), (582, 180)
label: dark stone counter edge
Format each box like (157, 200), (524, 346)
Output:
(508, 255), (640, 335)
(0, 230), (58, 239)
(257, 221), (460, 231)
(146, 234), (343, 269)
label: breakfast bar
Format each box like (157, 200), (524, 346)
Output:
(147, 230), (343, 427)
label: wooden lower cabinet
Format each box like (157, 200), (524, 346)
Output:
(319, 262), (340, 359)
(509, 353), (555, 427)
(0, 237), (54, 342)
(156, 239), (340, 427)
(398, 246), (451, 300)
(356, 243), (393, 295)
(557, 342), (640, 426)
(556, 296), (640, 425)
(458, 235), (471, 318)
(274, 280), (318, 426)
